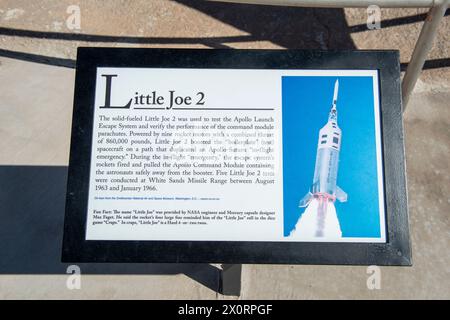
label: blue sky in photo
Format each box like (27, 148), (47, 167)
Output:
(282, 75), (384, 238)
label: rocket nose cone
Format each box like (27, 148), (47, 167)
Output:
(331, 79), (339, 110)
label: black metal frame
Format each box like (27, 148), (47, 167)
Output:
(62, 48), (411, 266)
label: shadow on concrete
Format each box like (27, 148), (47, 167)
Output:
(0, 2), (448, 70)
(0, 48), (76, 68)
(0, 165), (220, 293)
(400, 58), (450, 71)
(175, 0), (356, 49)
(0, 27), (254, 48)
(0, 2), (358, 50)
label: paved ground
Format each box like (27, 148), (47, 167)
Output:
(0, 0), (449, 299)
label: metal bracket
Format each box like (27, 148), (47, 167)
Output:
(219, 264), (242, 296)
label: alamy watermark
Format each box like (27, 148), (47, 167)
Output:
(66, 5), (81, 31)
(366, 265), (381, 290)
(367, 5), (381, 30)
(66, 265), (81, 290)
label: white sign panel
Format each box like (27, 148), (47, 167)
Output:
(85, 68), (385, 243)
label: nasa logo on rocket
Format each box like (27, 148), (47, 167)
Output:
(290, 79), (348, 239)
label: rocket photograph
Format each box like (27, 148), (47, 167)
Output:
(282, 72), (386, 242)
(290, 80), (347, 239)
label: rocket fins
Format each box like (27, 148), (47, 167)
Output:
(299, 192), (313, 207)
(336, 186), (347, 202)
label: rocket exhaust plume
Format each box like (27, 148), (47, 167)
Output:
(290, 80), (347, 239)
(290, 198), (341, 239)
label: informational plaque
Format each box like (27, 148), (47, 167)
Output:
(62, 49), (411, 265)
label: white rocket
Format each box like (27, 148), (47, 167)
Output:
(298, 79), (347, 237)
